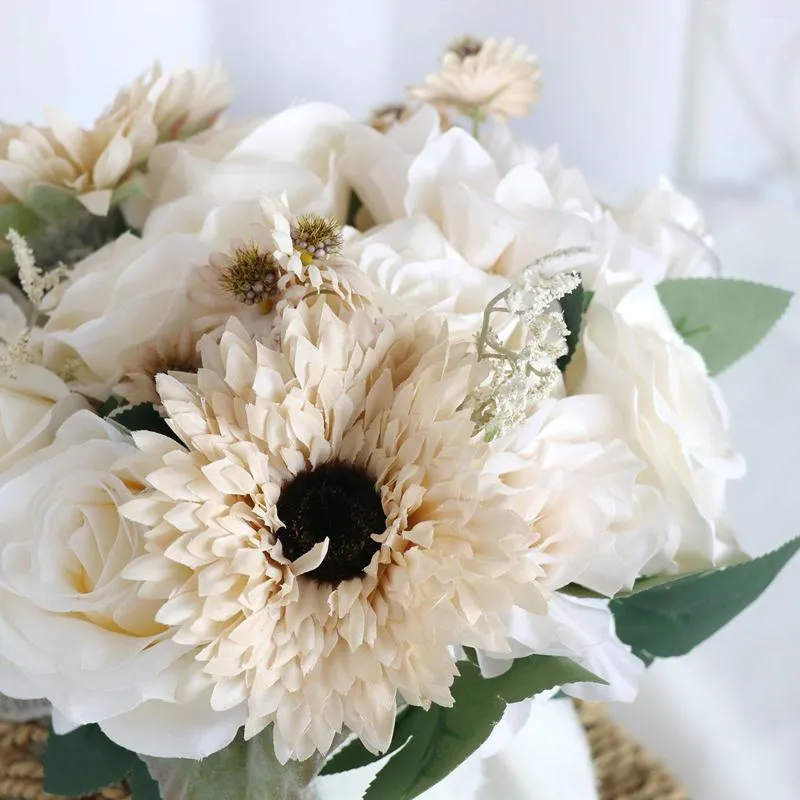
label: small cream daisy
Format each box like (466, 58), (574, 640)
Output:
(121, 298), (546, 763)
(409, 36), (542, 124)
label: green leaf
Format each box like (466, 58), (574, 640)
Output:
(364, 663), (504, 800)
(98, 400), (177, 440)
(111, 177), (146, 207)
(131, 757), (162, 800)
(43, 724), (135, 796)
(0, 201), (44, 239)
(321, 706), (421, 775)
(26, 184), (86, 225)
(346, 190), (363, 228)
(558, 583), (605, 600)
(488, 653), (606, 703)
(557, 282), (585, 372)
(363, 656), (603, 800)
(657, 278), (792, 375)
(142, 731), (320, 800)
(611, 537), (800, 663)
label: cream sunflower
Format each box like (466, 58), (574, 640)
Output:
(409, 36), (542, 123)
(120, 299), (546, 762)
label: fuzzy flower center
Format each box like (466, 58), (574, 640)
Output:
(275, 462), (386, 584)
(218, 243), (280, 306)
(290, 214), (343, 265)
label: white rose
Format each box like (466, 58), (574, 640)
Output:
(341, 108), (678, 294)
(476, 394), (663, 707)
(43, 232), (211, 398)
(344, 113), (597, 274)
(141, 102), (352, 232)
(345, 215), (508, 340)
(0, 412), (192, 730)
(0, 295), (87, 471)
(566, 280), (745, 569)
(614, 176), (719, 278)
(487, 395), (668, 596)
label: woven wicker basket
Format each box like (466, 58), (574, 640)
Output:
(0, 704), (688, 800)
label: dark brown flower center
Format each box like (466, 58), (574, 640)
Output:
(275, 462), (386, 584)
(451, 36), (484, 60)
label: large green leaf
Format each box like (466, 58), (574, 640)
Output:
(0, 201), (44, 238)
(489, 653), (605, 703)
(321, 706), (421, 775)
(43, 724), (135, 796)
(26, 184), (86, 224)
(363, 663), (505, 800)
(657, 277), (792, 375)
(142, 731), (320, 800)
(130, 757), (163, 800)
(361, 656), (601, 800)
(611, 537), (800, 663)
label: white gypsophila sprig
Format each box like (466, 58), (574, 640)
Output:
(7, 229), (69, 315)
(0, 229), (70, 377)
(0, 330), (35, 378)
(466, 248), (588, 439)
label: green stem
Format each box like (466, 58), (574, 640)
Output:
(470, 112), (481, 140)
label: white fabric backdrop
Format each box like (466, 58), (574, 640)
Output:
(2, 2), (799, 797)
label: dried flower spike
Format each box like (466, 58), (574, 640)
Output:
(216, 242), (280, 307)
(290, 214), (343, 264)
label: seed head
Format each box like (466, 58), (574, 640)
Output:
(217, 242), (280, 306)
(290, 214), (343, 264)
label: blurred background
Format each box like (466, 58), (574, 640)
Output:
(2, 1), (798, 797)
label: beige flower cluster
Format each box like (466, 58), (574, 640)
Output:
(0, 62), (230, 216)
(0, 35), (749, 772)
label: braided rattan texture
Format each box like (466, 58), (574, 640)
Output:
(0, 722), (128, 800)
(1, 707), (689, 799)
(577, 701), (690, 800)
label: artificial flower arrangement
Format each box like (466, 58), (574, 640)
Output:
(0, 35), (795, 800)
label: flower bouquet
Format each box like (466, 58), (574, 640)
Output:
(0, 36), (795, 800)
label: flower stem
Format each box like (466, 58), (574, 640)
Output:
(470, 111), (481, 140)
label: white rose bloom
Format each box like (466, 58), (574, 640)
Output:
(43, 232), (211, 398)
(481, 594), (645, 704)
(614, 176), (720, 278)
(341, 110), (673, 293)
(566, 280), (746, 570)
(488, 395), (667, 596)
(141, 103), (352, 231)
(0, 411), (226, 747)
(476, 394), (663, 708)
(344, 215), (508, 340)
(0, 295), (87, 472)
